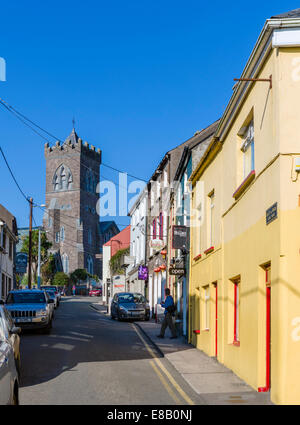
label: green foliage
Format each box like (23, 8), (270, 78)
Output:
(53, 272), (70, 287)
(70, 268), (88, 283)
(41, 254), (56, 284)
(21, 230), (52, 282)
(109, 247), (130, 276)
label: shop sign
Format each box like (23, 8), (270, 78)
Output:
(266, 203), (278, 225)
(169, 267), (186, 277)
(172, 226), (188, 250)
(149, 239), (164, 250)
(138, 265), (148, 281)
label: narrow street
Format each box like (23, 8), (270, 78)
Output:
(19, 297), (201, 405)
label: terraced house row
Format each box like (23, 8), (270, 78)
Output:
(129, 8), (300, 406)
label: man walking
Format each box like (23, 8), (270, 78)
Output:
(157, 288), (177, 339)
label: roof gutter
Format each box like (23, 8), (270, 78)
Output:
(216, 18), (300, 142)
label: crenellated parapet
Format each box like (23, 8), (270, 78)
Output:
(44, 132), (101, 163)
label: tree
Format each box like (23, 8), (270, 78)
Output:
(70, 268), (88, 284)
(41, 254), (56, 285)
(53, 272), (70, 287)
(21, 230), (52, 284)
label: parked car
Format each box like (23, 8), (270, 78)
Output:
(111, 292), (150, 321)
(0, 304), (20, 405)
(41, 286), (61, 302)
(0, 305), (21, 377)
(89, 287), (102, 297)
(5, 290), (54, 334)
(44, 289), (58, 309)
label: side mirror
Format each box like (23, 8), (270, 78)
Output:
(10, 326), (21, 335)
(48, 299), (54, 304)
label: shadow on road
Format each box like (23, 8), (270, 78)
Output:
(19, 297), (160, 388)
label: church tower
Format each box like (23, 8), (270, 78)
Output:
(43, 129), (102, 277)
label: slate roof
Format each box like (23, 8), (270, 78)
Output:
(271, 8), (300, 19)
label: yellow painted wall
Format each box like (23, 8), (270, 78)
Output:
(190, 46), (300, 405)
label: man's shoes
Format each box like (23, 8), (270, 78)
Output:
(170, 336), (178, 339)
(157, 335), (164, 339)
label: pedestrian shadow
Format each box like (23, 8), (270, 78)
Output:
(19, 298), (161, 388)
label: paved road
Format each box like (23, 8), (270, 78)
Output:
(19, 297), (202, 405)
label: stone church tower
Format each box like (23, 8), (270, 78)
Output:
(43, 129), (102, 277)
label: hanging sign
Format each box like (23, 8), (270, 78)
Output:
(172, 226), (188, 250)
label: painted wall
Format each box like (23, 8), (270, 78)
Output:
(190, 44), (300, 405)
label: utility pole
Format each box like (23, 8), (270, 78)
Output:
(37, 227), (41, 289)
(28, 198), (33, 289)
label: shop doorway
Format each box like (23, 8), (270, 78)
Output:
(259, 266), (271, 392)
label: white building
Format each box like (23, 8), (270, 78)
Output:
(0, 204), (18, 300)
(126, 188), (148, 295)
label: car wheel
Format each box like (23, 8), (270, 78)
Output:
(117, 312), (122, 321)
(12, 382), (19, 405)
(15, 354), (21, 378)
(43, 319), (52, 334)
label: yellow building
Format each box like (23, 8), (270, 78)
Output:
(189, 9), (300, 405)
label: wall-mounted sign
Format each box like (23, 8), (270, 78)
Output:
(172, 226), (188, 250)
(169, 268), (186, 277)
(149, 239), (165, 251)
(16, 252), (28, 274)
(138, 265), (148, 281)
(266, 203), (278, 225)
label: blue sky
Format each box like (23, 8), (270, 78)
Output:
(0, 1), (298, 228)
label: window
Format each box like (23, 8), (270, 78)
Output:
(159, 213), (163, 240)
(53, 164), (73, 191)
(62, 254), (69, 274)
(88, 228), (92, 245)
(60, 227), (65, 242)
(204, 286), (210, 330)
(9, 238), (13, 259)
(241, 121), (255, 179)
(208, 191), (215, 248)
(152, 219), (157, 239)
(233, 278), (240, 344)
(87, 255), (93, 275)
(85, 170), (96, 193)
(2, 228), (6, 250)
(55, 232), (60, 243)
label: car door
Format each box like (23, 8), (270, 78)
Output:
(0, 310), (12, 405)
(112, 295), (118, 315)
(3, 308), (19, 365)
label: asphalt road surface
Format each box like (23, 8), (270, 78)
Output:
(19, 297), (202, 405)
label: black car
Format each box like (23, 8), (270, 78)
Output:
(111, 292), (150, 321)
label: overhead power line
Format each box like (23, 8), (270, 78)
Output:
(0, 146), (29, 202)
(0, 96), (148, 182)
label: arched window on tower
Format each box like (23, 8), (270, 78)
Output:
(62, 253), (69, 274)
(52, 164), (73, 191)
(87, 255), (93, 275)
(85, 169), (96, 193)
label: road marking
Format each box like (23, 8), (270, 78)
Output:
(132, 324), (195, 405)
(149, 360), (181, 404)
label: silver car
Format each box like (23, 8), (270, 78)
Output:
(0, 305), (19, 405)
(5, 290), (54, 334)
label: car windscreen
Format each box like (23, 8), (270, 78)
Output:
(118, 294), (134, 303)
(41, 286), (57, 291)
(6, 292), (46, 304)
(133, 294), (145, 303)
(45, 291), (56, 298)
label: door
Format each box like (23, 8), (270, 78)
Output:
(0, 311), (12, 404)
(214, 282), (218, 358)
(259, 267), (271, 392)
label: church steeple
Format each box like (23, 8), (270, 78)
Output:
(64, 127), (79, 145)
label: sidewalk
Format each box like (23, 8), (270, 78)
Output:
(135, 320), (272, 405)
